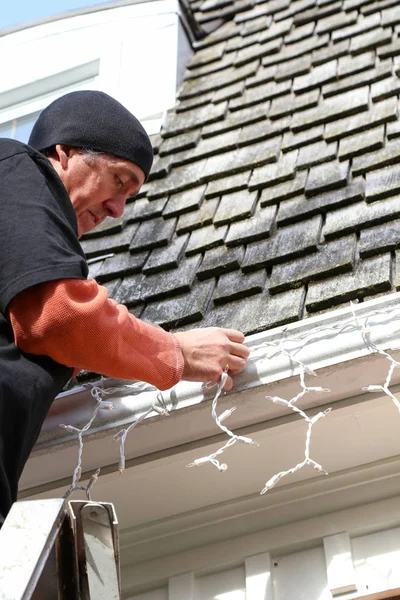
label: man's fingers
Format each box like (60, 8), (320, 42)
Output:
(226, 355), (247, 374)
(228, 341), (250, 360)
(222, 328), (246, 343)
(223, 374), (234, 391)
(174, 327), (249, 386)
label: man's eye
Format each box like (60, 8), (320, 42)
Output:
(115, 175), (123, 186)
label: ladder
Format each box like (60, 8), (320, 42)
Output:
(0, 498), (121, 599)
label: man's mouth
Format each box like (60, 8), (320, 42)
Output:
(88, 210), (98, 226)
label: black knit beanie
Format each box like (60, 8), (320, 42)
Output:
(28, 90), (153, 178)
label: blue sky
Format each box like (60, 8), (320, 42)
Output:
(1, 0), (118, 29)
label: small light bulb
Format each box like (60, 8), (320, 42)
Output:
(153, 404), (169, 416)
(219, 407), (236, 422)
(101, 402), (114, 410)
(60, 424), (80, 434)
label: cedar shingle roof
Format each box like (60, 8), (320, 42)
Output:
(82, 0), (400, 338)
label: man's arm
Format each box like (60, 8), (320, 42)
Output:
(8, 279), (249, 390)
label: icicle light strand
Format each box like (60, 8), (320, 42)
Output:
(350, 302), (400, 412)
(187, 368), (259, 473)
(188, 301), (400, 494)
(61, 380), (117, 501)
(61, 381), (169, 500)
(262, 367), (331, 493)
(113, 391), (169, 475)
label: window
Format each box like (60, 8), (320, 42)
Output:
(0, 1), (193, 138)
(0, 111), (40, 144)
(0, 60), (100, 144)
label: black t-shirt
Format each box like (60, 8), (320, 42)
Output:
(0, 139), (88, 524)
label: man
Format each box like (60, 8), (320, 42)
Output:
(0, 90), (249, 525)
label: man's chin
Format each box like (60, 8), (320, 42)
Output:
(77, 221), (93, 238)
(77, 212), (97, 238)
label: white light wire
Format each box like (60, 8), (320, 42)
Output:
(113, 391), (169, 474)
(61, 380), (169, 500)
(61, 381), (116, 501)
(262, 367), (331, 493)
(350, 302), (400, 412)
(188, 358), (331, 489)
(187, 368), (259, 472)
(251, 303), (400, 362)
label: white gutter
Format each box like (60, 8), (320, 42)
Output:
(20, 291), (400, 493)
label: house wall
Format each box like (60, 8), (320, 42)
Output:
(0, 0), (192, 137)
(128, 525), (400, 600)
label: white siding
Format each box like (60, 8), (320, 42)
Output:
(196, 567), (246, 600)
(0, 0), (192, 136)
(273, 547), (331, 600)
(130, 589), (168, 600)
(245, 553), (273, 600)
(127, 526), (400, 599)
(353, 527), (400, 596)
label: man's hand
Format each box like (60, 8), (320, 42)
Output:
(173, 328), (250, 391)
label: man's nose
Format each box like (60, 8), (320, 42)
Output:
(104, 195), (127, 219)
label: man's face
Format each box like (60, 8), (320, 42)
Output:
(58, 148), (145, 237)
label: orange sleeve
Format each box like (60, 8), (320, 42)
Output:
(8, 279), (184, 391)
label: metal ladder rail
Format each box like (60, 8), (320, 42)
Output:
(0, 499), (121, 599)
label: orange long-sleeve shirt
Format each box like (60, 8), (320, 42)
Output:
(8, 279), (184, 391)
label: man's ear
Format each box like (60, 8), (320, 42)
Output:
(56, 144), (74, 170)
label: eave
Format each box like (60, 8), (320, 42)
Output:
(21, 290), (400, 491)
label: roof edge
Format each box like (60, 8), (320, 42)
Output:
(36, 290), (400, 452)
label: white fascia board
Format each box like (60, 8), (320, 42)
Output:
(23, 291), (400, 489)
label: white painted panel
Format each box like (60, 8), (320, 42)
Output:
(0, 0), (191, 134)
(245, 553), (273, 600)
(196, 566), (246, 600)
(323, 533), (357, 595)
(118, 13), (178, 121)
(130, 588), (168, 600)
(169, 572), (194, 599)
(273, 547), (331, 600)
(352, 527), (400, 596)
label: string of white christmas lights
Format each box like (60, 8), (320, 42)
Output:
(61, 381), (169, 500)
(61, 381), (115, 501)
(187, 356), (332, 488)
(60, 300), (400, 501)
(113, 391), (169, 474)
(251, 302), (400, 362)
(259, 302), (400, 493)
(188, 301), (400, 494)
(350, 302), (400, 412)
(262, 367), (331, 493)
(187, 368), (259, 472)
